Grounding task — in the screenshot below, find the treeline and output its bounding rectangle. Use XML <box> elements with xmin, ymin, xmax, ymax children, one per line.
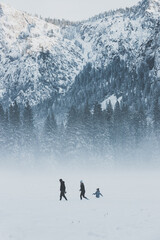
<box><xmin>44</xmin><ymin>17</ymin><xmax>79</xmax><ymax>28</ymax></box>
<box><xmin>86</xmin><ymin>0</ymin><xmax>147</xmax><ymax>23</ymax></box>
<box><xmin>56</xmin><ymin>56</ymin><xmax>156</xmax><ymax>118</ymax></box>
<box><xmin>1</xmin><ymin>98</ymin><xmax>160</xmax><ymax>166</ymax></box>
<box><xmin>0</xmin><ymin>101</ymin><xmax>36</xmax><ymax>164</ymax></box>
<box><xmin>54</xmin><ymin>100</ymin><xmax>160</xmax><ymax>166</ymax></box>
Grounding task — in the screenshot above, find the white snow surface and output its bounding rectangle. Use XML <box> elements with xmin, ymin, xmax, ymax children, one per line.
<box><xmin>0</xmin><ymin>168</ymin><xmax>159</xmax><ymax>240</ymax></box>
<box><xmin>101</xmin><ymin>95</ymin><xmax>122</xmax><ymax>110</ymax></box>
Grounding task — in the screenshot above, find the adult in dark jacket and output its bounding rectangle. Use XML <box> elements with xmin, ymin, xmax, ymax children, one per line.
<box><xmin>80</xmin><ymin>180</ymin><xmax>88</xmax><ymax>200</ymax></box>
<box><xmin>59</xmin><ymin>179</ymin><xmax>67</xmax><ymax>201</ymax></box>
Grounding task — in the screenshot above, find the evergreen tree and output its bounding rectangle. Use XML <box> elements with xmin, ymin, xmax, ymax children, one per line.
<box><xmin>44</xmin><ymin>111</ymin><xmax>57</xmax><ymax>135</ymax></box>
<box><xmin>81</xmin><ymin>102</ymin><xmax>93</xmax><ymax>161</ymax></box>
<box><xmin>112</xmin><ymin>101</ymin><xmax>122</xmax><ymax>161</ymax></box>
<box><xmin>23</xmin><ymin>101</ymin><xmax>34</xmax><ymax>131</ymax></box>
<box><xmin>22</xmin><ymin>101</ymin><xmax>36</xmax><ymax>160</ymax></box>
<box><xmin>104</xmin><ymin>101</ymin><xmax>114</xmax><ymax>145</ymax></box>
<box><xmin>0</xmin><ymin>104</ymin><xmax>5</xmax><ymax>156</ymax></box>
<box><xmin>153</xmin><ymin>97</ymin><xmax>160</xmax><ymax>133</ymax></box>
<box><xmin>8</xmin><ymin>101</ymin><xmax>21</xmax><ymax>157</ymax></box>
<box><xmin>3</xmin><ymin>110</ymin><xmax>10</xmax><ymax>154</ymax></box>
<box><xmin>83</xmin><ymin>101</ymin><xmax>91</xmax><ymax>124</ymax></box>
<box><xmin>0</xmin><ymin>103</ymin><xmax>5</xmax><ymax>124</ymax></box>
<box><xmin>66</xmin><ymin>106</ymin><xmax>78</xmax><ymax>128</ymax></box>
<box><xmin>93</xmin><ymin>102</ymin><xmax>103</xmax><ymax>122</ymax></box>
<box><xmin>65</xmin><ymin>106</ymin><xmax>83</xmax><ymax>162</ymax></box>
<box><xmin>113</xmin><ymin>101</ymin><xmax>121</xmax><ymax>138</ymax></box>
<box><xmin>92</xmin><ymin>102</ymin><xmax>105</xmax><ymax>160</ymax></box>
<box><xmin>131</xmin><ymin>105</ymin><xmax>147</xmax><ymax>146</ymax></box>
<box><xmin>105</xmin><ymin>100</ymin><xmax>113</xmax><ymax>122</ymax></box>
<box><xmin>42</xmin><ymin>111</ymin><xmax>58</xmax><ymax>158</ymax></box>
<box><xmin>120</xmin><ymin>103</ymin><xmax>133</xmax><ymax>162</ymax></box>
<box><xmin>9</xmin><ymin>101</ymin><xmax>20</xmax><ymax>128</ymax></box>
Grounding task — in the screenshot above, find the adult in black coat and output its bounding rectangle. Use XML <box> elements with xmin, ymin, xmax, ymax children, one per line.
<box><xmin>80</xmin><ymin>180</ymin><xmax>88</xmax><ymax>200</ymax></box>
<box><xmin>59</xmin><ymin>179</ymin><xmax>67</xmax><ymax>201</ymax></box>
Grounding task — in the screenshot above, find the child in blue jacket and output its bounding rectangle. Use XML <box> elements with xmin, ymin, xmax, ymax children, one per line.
<box><xmin>93</xmin><ymin>188</ymin><xmax>103</xmax><ymax>198</ymax></box>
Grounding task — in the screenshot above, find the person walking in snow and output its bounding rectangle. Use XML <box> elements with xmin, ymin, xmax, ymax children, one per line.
<box><xmin>80</xmin><ymin>180</ymin><xmax>88</xmax><ymax>200</ymax></box>
<box><xmin>59</xmin><ymin>179</ymin><xmax>67</xmax><ymax>201</ymax></box>
<box><xmin>93</xmin><ymin>188</ymin><xmax>103</xmax><ymax>198</ymax></box>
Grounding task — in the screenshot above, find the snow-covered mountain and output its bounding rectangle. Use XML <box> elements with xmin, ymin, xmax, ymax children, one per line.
<box><xmin>0</xmin><ymin>3</ymin><xmax>85</xmax><ymax>106</ymax></box>
<box><xmin>75</xmin><ymin>0</ymin><xmax>160</xmax><ymax>71</ymax></box>
<box><xmin>0</xmin><ymin>0</ymin><xmax>160</xmax><ymax>113</ymax></box>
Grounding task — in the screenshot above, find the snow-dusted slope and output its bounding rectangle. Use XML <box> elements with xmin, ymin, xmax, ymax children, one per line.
<box><xmin>56</xmin><ymin>0</ymin><xmax>160</xmax><ymax>113</ymax></box>
<box><xmin>71</xmin><ymin>0</ymin><xmax>160</xmax><ymax>72</ymax></box>
<box><xmin>0</xmin><ymin>3</ymin><xmax>84</xmax><ymax>106</ymax></box>
<box><xmin>0</xmin><ymin>0</ymin><xmax>160</xmax><ymax>108</ymax></box>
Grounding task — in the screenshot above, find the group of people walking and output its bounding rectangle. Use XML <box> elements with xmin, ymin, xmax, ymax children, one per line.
<box><xmin>59</xmin><ymin>179</ymin><xmax>103</xmax><ymax>201</ymax></box>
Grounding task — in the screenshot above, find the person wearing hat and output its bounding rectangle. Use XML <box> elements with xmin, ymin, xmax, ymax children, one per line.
<box><xmin>59</xmin><ymin>179</ymin><xmax>68</xmax><ymax>201</ymax></box>
<box><xmin>80</xmin><ymin>180</ymin><xmax>89</xmax><ymax>200</ymax></box>
<box><xmin>93</xmin><ymin>188</ymin><xmax>103</xmax><ymax>198</ymax></box>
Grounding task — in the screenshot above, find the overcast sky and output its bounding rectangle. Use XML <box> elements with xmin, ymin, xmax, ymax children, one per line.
<box><xmin>2</xmin><ymin>0</ymin><xmax>140</xmax><ymax>21</ymax></box>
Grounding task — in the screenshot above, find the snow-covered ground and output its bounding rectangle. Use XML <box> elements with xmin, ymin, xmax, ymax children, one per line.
<box><xmin>0</xmin><ymin>168</ymin><xmax>159</xmax><ymax>240</ymax></box>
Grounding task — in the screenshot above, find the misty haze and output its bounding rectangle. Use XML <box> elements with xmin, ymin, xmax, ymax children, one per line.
<box><xmin>0</xmin><ymin>0</ymin><xmax>160</xmax><ymax>239</ymax></box>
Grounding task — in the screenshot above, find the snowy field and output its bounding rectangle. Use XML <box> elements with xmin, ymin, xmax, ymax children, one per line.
<box><xmin>0</xmin><ymin>167</ymin><xmax>159</xmax><ymax>240</ymax></box>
